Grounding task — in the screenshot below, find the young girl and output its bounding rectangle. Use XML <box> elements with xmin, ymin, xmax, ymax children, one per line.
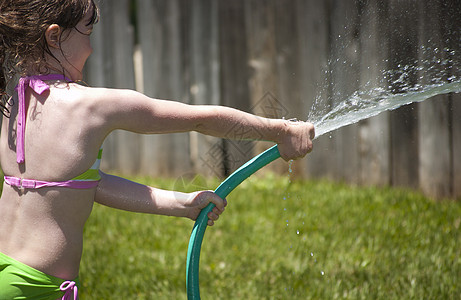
<box><xmin>0</xmin><ymin>0</ymin><xmax>314</xmax><ymax>299</ymax></box>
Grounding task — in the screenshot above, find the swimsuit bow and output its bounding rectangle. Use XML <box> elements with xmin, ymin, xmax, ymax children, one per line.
<box><xmin>60</xmin><ymin>280</ymin><xmax>79</xmax><ymax>300</ymax></box>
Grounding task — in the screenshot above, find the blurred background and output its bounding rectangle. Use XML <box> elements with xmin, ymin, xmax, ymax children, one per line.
<box><xmin>84</xmin><ymin>0</ymin><xmax>461</xmax><ymax>199</ymax></box>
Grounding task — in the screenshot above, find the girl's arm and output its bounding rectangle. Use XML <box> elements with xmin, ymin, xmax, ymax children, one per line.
<box><xmin>87</xmin><ymin>87</ymin><xmax>314</xmax><ymax>161</ymax></box>
<box><xmin>94</xmin><ymin>171</ymin><xmax>226</xmax><ymax>226</ymax></box>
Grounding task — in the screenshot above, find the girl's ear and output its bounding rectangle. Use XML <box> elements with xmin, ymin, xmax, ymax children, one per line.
<box><xmin>45</xmin><ymin>24</ymin><xmax>62</xmax><ymax>49</ymax></box>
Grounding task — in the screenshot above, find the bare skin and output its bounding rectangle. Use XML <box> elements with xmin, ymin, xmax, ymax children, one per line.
<box><xmin>0</xmin><ymin>11</ymin><xmax>314</xmax><ymax>281</ymax></box>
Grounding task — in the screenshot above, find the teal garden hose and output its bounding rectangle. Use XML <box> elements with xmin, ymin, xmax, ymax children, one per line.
<box><xmin>186</xmin><ymin>144</ymin><xmax>281</xmax><ymax>299</ymax></box>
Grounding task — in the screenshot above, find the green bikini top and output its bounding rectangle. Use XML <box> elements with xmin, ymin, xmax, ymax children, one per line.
<box><xmin>71</xmin><ymin>148</ymin><xmax>103</xmax><ymax>182</ymax></box>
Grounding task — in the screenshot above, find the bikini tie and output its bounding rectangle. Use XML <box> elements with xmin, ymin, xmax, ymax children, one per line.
<box><xmin>60</xmin><ymin>280</ymin><xmax>79</xmax><ymax>300</ymax></box>
<box><xmin>15</xmin><ymin>74</ymin><xmax>70</xmax><ymax>163</ymax></box>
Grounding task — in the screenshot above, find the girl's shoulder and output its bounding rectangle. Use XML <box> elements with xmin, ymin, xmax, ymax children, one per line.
<box><xmin>60</xmin><ymin>83</ymin><xmax>140</xmax><ymax>102</ymax></box>
<box><xmin>49</xmin><ymin>84</ymin><xmax>148</xmax><ymax>133</ymax></box>
<box><xmin>46</xmin><ymin>83</ymin><xmax>122</xmax><ymax>107</ymax></box>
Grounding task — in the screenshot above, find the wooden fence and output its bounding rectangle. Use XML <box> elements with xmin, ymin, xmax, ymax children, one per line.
<box><xmin>84</xmin><ymin>0</ymin><xmax>461</xmax><ymax>199</ymax></box>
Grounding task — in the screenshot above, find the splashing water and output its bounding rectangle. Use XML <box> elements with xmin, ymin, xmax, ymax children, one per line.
<box><xmin>306</xmin><ymin>42</ymin><xmax>461</xmax><ymax>139</ymax></box>
<box><xmin>309</xmin><ymin>80</ymin><xmax>461</xmax><ymax>139</ymax></box>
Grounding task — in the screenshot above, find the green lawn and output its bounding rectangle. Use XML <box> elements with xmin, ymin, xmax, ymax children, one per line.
<box><xmin>80</xmin><ymin>174</ymin><xmax>461</xmax><ymax>299</ymax></box>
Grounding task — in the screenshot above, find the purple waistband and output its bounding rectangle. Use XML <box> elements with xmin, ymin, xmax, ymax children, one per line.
<box><xmin>4</xmin><ymin>176</ymin><xmax>99</xmax><ymax>189</ymax></box>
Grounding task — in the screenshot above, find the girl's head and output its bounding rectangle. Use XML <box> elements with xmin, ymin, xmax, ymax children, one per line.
<box><xmin>0</xmin><ymin>0</ymin><xmax>99</xmax><ymax>100</ymax></box>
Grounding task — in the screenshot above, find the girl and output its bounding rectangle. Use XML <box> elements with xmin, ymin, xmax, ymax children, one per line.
<box><xmin>0</xmin><ymin>0</ymin><xmax>314</xmax><ymax>299</ymax></box>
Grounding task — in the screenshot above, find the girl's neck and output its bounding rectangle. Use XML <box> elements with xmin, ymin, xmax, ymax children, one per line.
<box><xmin>27</xmin><ymin>60</ymin><xmax>80</xmax><ymax>82</ymax></box>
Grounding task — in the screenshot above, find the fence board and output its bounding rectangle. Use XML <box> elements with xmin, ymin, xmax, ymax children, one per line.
<box><xmin>111</xmin><ymin>0</ymin><xmax>141</xmax><ymax>175</ymax></box>
<box><xmin>358</xmin><ymin>0</ymin><xmax>391</xmax><ymax>186</ymax></box>
<box><xmin>453</xmin><ymin>93</ymin><xmax>461</xmax><ymax>198</ymax></box>
<box><xmin>418</xmin><ymin>94</ymin><xmax>451</xmax><ymax>198</ymax></box>
<box><xmin>443</xmin><ymin>0</ymin><xmax>461</xmax><ymax>198</ymax></box>
<box><xmin>244</xmin><ymin>0</ymin><xmax>287</xmax><ymax>174</ymax></box>
<box><xmin>272</xmin><ymin>0</ymin><xmax>306</xmax><ymax>176</ymax></box>
<box><xmin>136</xmin><ymin>0</ymin><xmax>158</xmax><ymax>176</ymax></box>
<box><xmin>329</xmin><ymin>0</ymin><xmax>360</xmax><ymax>182</ymax></box>
<box><xmin>296</xmin><ymin>0</ymin><xmax>334</xmax><ymax>179</ymax></box>
<box><xmin>273</xmin><ymin>0</ymin><xmax>301</xmax><ymax>121</ymax></box>
<box><xmin>218</xmin><ymin>0</ymin><xmax>253</xmax><ymax>175</ymax></box>
<box><xmin>245</xmin><ymin>0</ymin><xmax>278</xmax><ymax>107</ymax></box>
<box><xmin>388</xmin><ymin>0</ymin><xmax>420</xmax><ymax>188</ymax></box>
<box><xmin>189</xmin><ymin>0</ymin><xmax>222</xmax><ymax>177</ymax></box>
<box><xmin>137</xmin><ymin>0</ymin><xmax>191</xmax><ymax>177</ymax></box>
<box><xmin>86</xmin><ymin>0</ymin><xmax>117</xmax><ymax>170</ymax></box>
<box><xmin>417</xmin><ymin>0</ymin><xmax>452</xmax><ymax>198</ymax></box>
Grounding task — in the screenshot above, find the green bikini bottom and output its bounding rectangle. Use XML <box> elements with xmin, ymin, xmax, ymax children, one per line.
<box><xmin>0</xmin><ymin>251</ymin><xmax>79</xmax><ymax>300</ymax></box>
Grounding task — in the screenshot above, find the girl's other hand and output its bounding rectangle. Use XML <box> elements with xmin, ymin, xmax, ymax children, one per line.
<box><xmin>186</xmin><ymin>191</ymin><xmax>227</xmax><ymax>226</ymax></box>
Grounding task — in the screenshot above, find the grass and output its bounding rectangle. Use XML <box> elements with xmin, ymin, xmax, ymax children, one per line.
<box><xmin>80</xmin><ymin>173</ymin><xmax>461</xmax><ymax>299</ymax></box>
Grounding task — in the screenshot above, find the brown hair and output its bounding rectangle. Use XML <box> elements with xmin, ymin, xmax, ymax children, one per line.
<box><xmin>0</xmin><ymin>0</ymin><xmax>99</xmax><ymax>115</ymax></box>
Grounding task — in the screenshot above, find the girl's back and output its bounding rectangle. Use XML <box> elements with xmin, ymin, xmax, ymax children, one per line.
<box><xmin>0</xmin><ymin>82</ymin><xmax>103</xmax><ymax>280</ymax></box>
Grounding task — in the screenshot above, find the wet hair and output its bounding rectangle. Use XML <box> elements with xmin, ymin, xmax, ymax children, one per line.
<box><xmin>0</xmin><ymin>0</ymin><xmax>99</xmax><ymax>115</ymax></box>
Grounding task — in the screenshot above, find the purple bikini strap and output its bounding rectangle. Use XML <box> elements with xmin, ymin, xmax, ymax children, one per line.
<box><xmin>15</xmin><ymin>74</ymin><xmax>70</xmax><ymax>164</ymax></box>
<box><xmin>4</xmin><ymin>176</ymin><xmax>99</xmax><ymax>189</ymax></box>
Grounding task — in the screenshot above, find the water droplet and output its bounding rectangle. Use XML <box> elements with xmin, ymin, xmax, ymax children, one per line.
<box><xmin>296</xmin><ymin>230</ymin><xmax>300</xmax><ymax>235</ymax></box>
<box><xmin>321</xmin><ymin>271</ymin><xmax>325</xmax><ymax>276</ymax></box>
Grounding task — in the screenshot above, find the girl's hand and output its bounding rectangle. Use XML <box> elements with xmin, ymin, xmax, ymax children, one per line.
<box><xmin>185</xmin><ymin>191</ymin><xmax>227</xmax><ymax>226</ymax></box>
<box><xmin>277</xmin><ymin>120</ymin><xmax>315</xmax><ymax>161</ymax></box>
